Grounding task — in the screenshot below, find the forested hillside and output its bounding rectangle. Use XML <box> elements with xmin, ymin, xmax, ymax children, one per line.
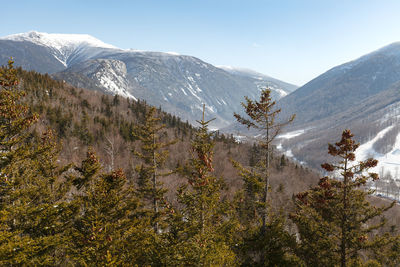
<box><xmin>16</xmin><ymin>64</ymin><xmax>317</xmax><ymax>203</ymax></box>
<box><xmin>1</xmin><ymin>61</ymin><xmax>400</xmax><ymax>266</ymax></box>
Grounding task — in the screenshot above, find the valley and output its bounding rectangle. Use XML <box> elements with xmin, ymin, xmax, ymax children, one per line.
<box><xmin>5</xmin><ymin>31</ymin><xmax>400</xmax><ymax>200</ymax></box>
<box><xmin>2</xmin><ymin>29</ymin><xmax>400</xmax><ymax>265</ymax></box>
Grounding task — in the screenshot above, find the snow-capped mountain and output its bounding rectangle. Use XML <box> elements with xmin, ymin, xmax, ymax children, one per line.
<box><xmin>0</xmin><ymin>31</ymin><xmax>297</xmax><ymax>128</ymax></box>
<box><xmin>1</xmin><ymin>31</ymin><xmax>116</xmax><ymax>67</ymax></box>
<box><xmin>278</xmin><ymin>42</ymin><xmax>400</xmax><ymax>126</ymax></box>
<box><xmin>1</xmin><ymin>31</ymin><xmax>115</xmax><ymax>49</ymax></box>
<box><xmin>274</xmin><ymin>42</ymin><xmax>400</xmax><ymax>178</ymax></box>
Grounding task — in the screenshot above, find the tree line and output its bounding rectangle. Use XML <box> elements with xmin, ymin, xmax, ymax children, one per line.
<box><xmin>1</xmin><ymin>60</ymin><xmax>399</xmax><ymax>266</ymax></box>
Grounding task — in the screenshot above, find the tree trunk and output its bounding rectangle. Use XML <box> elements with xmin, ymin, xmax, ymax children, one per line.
<box><xmin>261</xmin><ymin>124</ymin><xmax>270</xmax><ymax>266</ymax></box>
<box><xmin>341</xmin><ymin>155</ymin><xmax>348</xmax><ymax>267</ymax></box>
<box><xmin>153</xmin><ymin>134</ymin><xmax>159</xmax><ymax>233</ymax></box>
<box><xmin>201</xmin><ymin>201</ymin><xmax>205</xmax><ymax>234</ymax></box>
<box><xmin>262</xmin><ymin>124</ymin><xmax>270</xmax><ymax>234</ymax></box>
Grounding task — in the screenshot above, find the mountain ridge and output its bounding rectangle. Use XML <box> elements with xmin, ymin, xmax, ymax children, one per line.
<box><xmin>0</xmin><ymin>31</ymin><xmax>297</xmax><ymax>128</ymax></box>
<box><xmin>278</xmin><ymin>41</ymin><xmax>400</xmax><ymax>126</ymax></box>
<box><xmin>274</xmin><ymin>42</ymin><xmax>400</xmax><ymax>177</ymax></box>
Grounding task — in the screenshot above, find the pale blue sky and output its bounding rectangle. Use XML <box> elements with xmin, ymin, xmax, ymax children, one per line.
<box><xmin>2</xmin><ymin>0</ymin><xmax>400</xmax><ymax>85</ymax></box>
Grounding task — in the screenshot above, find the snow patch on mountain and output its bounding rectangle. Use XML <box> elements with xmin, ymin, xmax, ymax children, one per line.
<box><xmin>217</xmin><ymin>65</ymin><xmax>236</xmax><ymax>71</ymax></box>
<box><xmin>354</xmin><ymin>125</ymin><xmax>400</xmax><ymax>178</ymax></box>
<box><xmin>180</xmin><ymin>88</ymin><xmax>188</xmax><ymax>96</ymax></box>
<box><xmin>255</xmin><ymin>82</ymin><xmax>288</xmax><ymax>97</ymax></box>
<box><xmin>381</xmin><ymin>101</ymin><xmax>400</xmax><ymax>123</ymax></box>
<box><xmin>166</xmin><ymin>51</ymin><xmax>180</xmax><ymax>55</ymax></box>
<box><xmin>275</xmin><ymin>88</ymin><xmax>288</xmax><ymax>97</ymax></box>
<box><xmin>278</xmin><ymin>129</ymin><xmax>305</xmax><ymax>139</ymax></box>
<box><xmin>1</xmin><ymin>31</ymin><xmax>117</xmax><ymax>67</ymax></box>
<box><xmin>185</xmin><ymin>83</ymin><xmax>202</xmax><ymax>101</ymax></box>
<box><xmin>276</xmin><ymin>129</ymin><xmax>305</xmax><ymax>159</ymax></box>
<box><xmin>92</xmin><ymin>59</ymin><xmax>136</xmax><ymax>100</ymax></box>
<box><xmin>351</xmin><ymin>124</ymin><xmax>400</xmax><ymax>200</ymax></box>
<box><xmin>1</xmin><ymin>31</ymin><xmax>116</xmax><ymax>50</ymax></box>
<box><xmin>217</xmin><ymin>65</ymin><xmax>272</xmax><ymax>79</ymax></box>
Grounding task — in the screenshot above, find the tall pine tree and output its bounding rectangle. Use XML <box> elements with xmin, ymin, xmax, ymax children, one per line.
<box><xmin>234</xmin><ymin>88</ymin><xmax>295</xmax><ymax>232</ymax></box>
<box><xmin>132</xmin><ymin>106</ymin><xmax>175</xmax><ymax>233</ymax></box>
<box><xmin>233</xmin><ymin>89</ymin><xmax>296</xmax><ymax>265</ymax></box>
<box><xmin>170</xmin><ymin>105</ymin><xmax>236</xmax><ymax>266</ymax></box>
<box><xmin>291</xmin><ymin>130</ymin><xmax>396</xmax><ymax>266</ymax></box>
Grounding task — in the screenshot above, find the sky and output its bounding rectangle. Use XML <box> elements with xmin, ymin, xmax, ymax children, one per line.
<box><xmin>2</xmin><ymin>0</ymin><xmax>400</xmax><ymax>86</ymax></box>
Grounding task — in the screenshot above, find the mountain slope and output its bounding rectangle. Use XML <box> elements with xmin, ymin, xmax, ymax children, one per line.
<box><xmin>1</xmin><ymin>31</ymin><xmax>116</xmax><ymax>67</ymax></box>
<box><xmin>278</xmin><ymin>42</ymin><xmax>400</xmax><ymax>126</ymax></box>
<box><xmin>274</xmin><ymin>43</ymin><xmax>400</xmax><ymax>177</ymax></box>
<box><xmin>218</xmin><ymin>65</ymin><xmax>298</xmax><ymax>94</ymax></box>
<box><xmin>0</xmin><ymin>39</ymin><xmax>66</xmax><ymax>73</ymax></box>
<box><xmin>0</xmin><ymin>31</ymin><xmax>297</xmax><ymax>128</ymax></box>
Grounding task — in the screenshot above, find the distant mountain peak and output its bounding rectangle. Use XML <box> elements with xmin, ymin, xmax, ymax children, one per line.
<box><xmin>0</xmin><ymin>31</ymin><xmax>117</xmax><ymax>51</ymax></box>
<box><xmin>338</xmin><ymin>42</ymin><xmax>400</xmax><ymax>70</ymax></box>
<box><xmin>217</xmin><ymin>65</ymin><xmax>298</xmax><ymax>93</ymax></box>
<box><xmin>0</xmin><ymin>31</ymin><xmax>298</xmax><ymax>129</ymax></box>
<box><xmin>360</xmin><ymin>41</ymin><xmax>400</xmax><ymax>62</ymax></box>
<box><xmin>0</xmin><ymin>31</ymin><xmax>118</xmax><ymax>67</ymax></box>
<box><xmin>218</xmin><ymin>65</ymin><xmax>273</xmax><ymax>79</ymax></box>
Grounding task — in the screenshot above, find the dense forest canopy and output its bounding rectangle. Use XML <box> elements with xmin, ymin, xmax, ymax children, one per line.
<box><xmin>0</xmin><ymin>60</ymin><xmax>399</xmax><ymax>266</ymax></box>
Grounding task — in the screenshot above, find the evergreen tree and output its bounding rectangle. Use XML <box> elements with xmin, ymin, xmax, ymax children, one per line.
<box><xmin>0</xmin><ymin>60</ymin><xmax>71</xmax><ymax>265</ymax></box>
<box><xmin>234</xmin><ymin>88</ymin><xmax>295</xmax><ymax>232</ymax></box>
<box><xmin>231</xmin><ymin>161</ymin><xmax>298</xmax><ymax>266</ymax></box>
<box><xmin>233</xmin><ymin>89</ymin><xmax>296</xmax><ymax>265</ymax></box>
<box><xmin>291</xmin><ymin>129</ymin><xmax>396</xmax><ymax>266</ymax></box>
<box><xmin>132</xmin><ymin>106</ymin><xmax>175</xmax><ymax>233</ymax></box>
<box><xmin>69</xmin><ymin>150</ymin><xmax>153</xmax><ymax>266</ymax></box>
<box><xmin>171</xmin><ymin>105</ymin><xmax>236</xmax><ymax>266</ymax></box>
